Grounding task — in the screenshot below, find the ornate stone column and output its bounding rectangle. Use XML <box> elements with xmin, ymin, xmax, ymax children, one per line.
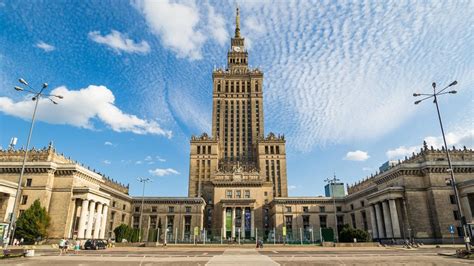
<box><xmin>99</xmin><ymin>204</ymin><xmax>108</xmax><ymax>239</ymax></box>
<box><xmin>382</xmin><ymin>201</ymin><xmax>393</xmax><ymax>238</ymax></box>
<box><xmin>85</xmin><ymin>201</ymin><xmax>96</xmax><ymax>239</ymax></box>
<box><xmin>231</xmin><ymin>207</ymin><xmax>236</xmax><ymax>238</ymax></box>
<box><xmin>93</xmin><ymin>203</ymin><xmax>103</xmax><ymax>239</ymax></box>
<box><xmin>389</xmin><ymin>199</ymin><xmax>401</xmax><ymax>238</ymax></box>
<box><xmin>222</xmin><ymin>207</ymin><xmax>226</xmax><ymax>239</ymax></box>
<box><xmin>374</xmin><ymin>202</ymin><xmax>385</xmax><ymax>238</ymax></box>
<box><xmin>250</xmin><ymin>208</ymin><xmax>255</xmax><ymax>238</ymax></box>
<box><xmin>369</xmin><ymin>205</ymin><xmax>379</xmax><ymax>239</ymax></box>
<box><xmin>77</xmin><ymin>199</ymin><xmax>90</xmax><ymax>239</ymax></box>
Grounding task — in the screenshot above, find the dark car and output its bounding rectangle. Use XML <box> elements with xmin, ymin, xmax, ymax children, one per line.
<box><xmin>83</xmin><ymin>239</ymin><xmax>107</xmax><ymax>250</ymax></box>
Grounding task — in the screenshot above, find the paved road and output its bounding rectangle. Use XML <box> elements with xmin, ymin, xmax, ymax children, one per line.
<box><xmin>3</xmin><ymin>246</ymin><xmax>471</xmax><ymax>265</ymax></box>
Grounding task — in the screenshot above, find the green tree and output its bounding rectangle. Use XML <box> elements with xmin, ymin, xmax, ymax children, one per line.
<box><xmin>338</xmin><ymin>224</ymin><xmax>371</xmax><ymax>242</ymax></box>
<box><xmin>15</xmin><ymin>199</ymin><xmax>51</xmax><ymax>243</ymax></box>
<box><xmin>113</xmin><ymin>224</ymin><xmax>131</xmax><ymax>242</ymax></box>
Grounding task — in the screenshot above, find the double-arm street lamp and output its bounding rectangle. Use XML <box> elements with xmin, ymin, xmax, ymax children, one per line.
<box><xmin>413</xmin><ymin>80</ymin><xmax>470</xmax><ymax>252</ymax></box>
<box><xmin>6</xmin><ymin>78</ymin><xmax>63</xmax><ymax>245</ymax></box>
<box><xmin>325</xmin><ymin>174</ymin><xmax>340</xmax><ymax>243</ymax></box>
<box><xmin>137</xmin><ymin>177</ymin><xmax>152</xmax><ymax>242</ymax></box>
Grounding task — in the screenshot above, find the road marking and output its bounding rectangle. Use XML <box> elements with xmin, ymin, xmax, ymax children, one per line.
<box><xmin>272</xmin><ymin>250</ymin><xmax>278</xmax><ymax>253</ymax></box>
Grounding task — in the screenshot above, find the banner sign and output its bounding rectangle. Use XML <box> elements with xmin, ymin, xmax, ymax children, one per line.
<box><xmin>282</xmin><ymin>226</ymin><xmax>287</xmax><ymax>236</ymax></box>
<box><xmin>194</xmin><ymin>226</ymin><xmax>199</xmax><ymax>236</ymax></box>
<box><xmin>226</xmin><ymin>209</ymin><xmax>232</xmax><ymax>232</ymax></box>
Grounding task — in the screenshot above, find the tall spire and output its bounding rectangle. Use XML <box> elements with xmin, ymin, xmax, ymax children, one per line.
<box><xmin>235</xmin><ymin>7</ymin><xmax>240</xmax><ymax>38</ymax></box>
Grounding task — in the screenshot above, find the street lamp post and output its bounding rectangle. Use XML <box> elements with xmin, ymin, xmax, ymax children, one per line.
<box><xmin>6</xmin><ymin>78</ymin><xmax>62</xmax><ymax>246</ymax></box>
<box><xmin>413</xmin><ymin>80</ymin><xmax>470</xmax><ymax>252</ymax></box>
<box><xmin>325</xmin><ymin>174</ymin><xmax>340</xmax><ymax>243</ymax></box>
<box><xmin>137</xmin><ymin>177</ymin><xmax>152</xmax><ymax>242</ymax></box>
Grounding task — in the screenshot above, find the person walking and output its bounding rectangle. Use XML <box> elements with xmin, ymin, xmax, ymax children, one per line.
<box><xmin>59</xmin><ymin>238</ymin><xmax>65</xmax><ymax>255</ymax></box>
<box><xmin>74</xmin><ymin>240</ymin><xmax>81</xmax><ymax>254</ymax></box>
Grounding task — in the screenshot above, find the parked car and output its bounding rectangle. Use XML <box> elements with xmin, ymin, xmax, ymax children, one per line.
<box><xmin>83</xmin><ymin>239</ymin><xmax>107</xmax><ymax>250</ymax></box>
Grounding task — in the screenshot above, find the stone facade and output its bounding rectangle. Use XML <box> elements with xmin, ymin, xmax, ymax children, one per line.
<box><xmin>131</xmin><ymin>197</ymin><xmax>205</xmax><ymax>242</ymax></box>
<box><xmin>0</xmin><ymin>143</ymin><xmax>132</xmax><ymax>241</ymax></box>
<box><xmin>187</xmin><ymin>7</ymin><xmax>288</xmax><ymax>240</ymax></box>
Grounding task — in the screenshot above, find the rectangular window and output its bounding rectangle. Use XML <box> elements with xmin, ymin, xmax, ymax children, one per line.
<box><xmin>123</xmin><ymin>204</ymin><xmax>126</xmax><ymax>210</ymax></box>
<box><xmin>26</xmin><ymin>178</ymin><xmax>32</xmax><ymax>187</ymax></box>
<box><xmin>360</xmin><ymin>201</ymin><xmax>365</xmax><ymax>207</ymax></box>
<box><xmin>303</xmin><ymin>206</ymin><xmax>309</xmax><ymax>213</ymax></box>
<box><xmin>336</xmin><ymin>206</ymin><xmax>342</xmax><ymax>212</ymax></box>
<box><xmin>236</xmin><ymin>190</ymin><xmax>241</xmax><ymax>198</ymax></box>
<box><xmin>319</xmin><ymin>215</ymin><xmax>327</xmax><ymax>228</ymax></box>
<box><xmin>111</xmin><ymin>211</ymin><xmax>116</xmax><ymax>220</ymax></box>
<box><xmin>449</xmin><ymin>195</ymin><xmax>457</xmax><ymax>204</ymax></box>
<box><xmin>168</xmin><ymin>206</ymin><xmax>175</xmax><ymax>213</ymax></box>
<box><xmin>121</xmin><ymin>214</ymin><xmax>126</xmax><ymax>222</ymax></box>
<box><xmin>285</xmin><ymin>206</ymin><xmax>292</xmax><ymax>212</ymax></box>
<box><xmin>112</xmin><ymin>201</ymin><xmax>116</xmax><ymax>208</ymax></box>
<box><xmin>135</xmin><ymin>206</ymin><xmax>140</xmax><ymax>212</ymax></box>
<box><xmin>319</xmin><ymin>206</ymin><xmax>325</xmax><ymax>213</ymax></box>
<box><xmin>152</xmin><ymin>206</ymin><xmax>157</xmax><ymax>212</ymax></box>
<box><xmin>226</xmin><ymin>190</ymin><xmax>233</xmax><ymax>199</ymax></box>
<box><xmin>21</xmin><ymin>195</ymin><xmax>28</xmax><ymax>205</ymax></box>
<box><xmin>186</xmin><ymin>206</ymin><xmax>191</xmax><ymax>213</ymax></box>
<box><xmin>264</xmin><ymin>191</ymin><xmax>268</xmax><ymax>197</ymax></box>
<box><xmin>351</xmin><ymin>213</ymin><xmax>356</xmax><ymax>228</ymax></box>
<box><xmin>453</xmin><ymin>210</ymin><xmax>460</xmax><ymax>220</ymax></box>
<box><xmin>244</xmin><ymin>190</ymin><xmax>250</xmax><ymax>198</ymax></box>
<box><xmin>350</xmin><ymin>204</ymin><xmax>354</xmax><ymax>210</ymax></box>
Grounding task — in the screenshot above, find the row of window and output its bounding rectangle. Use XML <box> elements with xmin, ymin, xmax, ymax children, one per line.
<box><xmin>135</xmin><ymin>206</ymin><xmax>192</xmax><ymax>213</ymax></box>
<box><xmin>229</xmin><ymin>57</ymin><xmax>247</xmax><ymax>64</ymax></box>
<box><xmin>196</xmin><ymin>145</ymin><xmax>212</xmax><ymax>154</ymax></box>
<box><xmin>264</xmin><ymin>146</ymin><xmax>281</xmax><ymax>155</ymax></box>
<box><xmin>216</xmin><ymin>80</ymin><xmax>259</xmax><ymax>93</ymax></box>
<box><xmin>226</xmin><ymin>190</ymin><xmax>252</xmax><ymax>199</ymax></box>
<box><xmin>284</xmin><ymin>205</ymin><xmax>342</xmax><ymax>213</ymax></box>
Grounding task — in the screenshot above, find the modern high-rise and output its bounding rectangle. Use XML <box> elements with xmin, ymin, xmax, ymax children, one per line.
<box><xmin>188</xmin><ymin>8</ymin><xmax>288</xmax><ymax>238</ymax></box>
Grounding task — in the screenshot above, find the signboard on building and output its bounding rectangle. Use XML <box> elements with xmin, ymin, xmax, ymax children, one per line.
<box><xmin>282</xmin><ymin>226</ymin><xmax>286</xmax><ymax>236</ymax></box>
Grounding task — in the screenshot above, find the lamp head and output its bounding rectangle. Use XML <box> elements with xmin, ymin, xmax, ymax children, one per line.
<box><xmin>449</xmin><ymin>80</ymin><xmax>457</xmax><ymax>87</ymax></box>
<box><xmin>42</xmin><ymin>83</ymin><xmax>48</xmax><ymax>89</ymax></box>
<box><xmin>55</xmin><ymin>95</ymin><xmax>64</xmax><ymax>99</ymax></box>
<box><xmin>449</xmin><ymin>90</ymin><xmax>457</xmax><ymax>94</ymax></box>
<box><xmin>414</xmin><ymin>100</ymin><xmax>422</xmax><ymax>105</ymax></box>
<box><xmin>32</xmin><ymin>97</ymin><xmax>36</xmax><ymax>101</ymax></box>
<box><xmin>19</xmin><ymin>78</ymin><xmax>28</xmax><ymax>85</ymax></box>
<box><xmin>14</xmin><ymin>86</ymin><xmax>23</xmax><ymax>91</ymax></box>
<box><xmin>413</xmin><ymin>93</ymin><xmax>420</xmax><ymax>97</ymax></box>
<box><xmin>432</xmin><ymin>82</ymin><xmax>436</xmax><ymax>89</ymax></box>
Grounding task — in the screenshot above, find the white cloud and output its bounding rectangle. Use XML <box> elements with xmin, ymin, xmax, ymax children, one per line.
<box><xmin>362</xmin><ymin>167</ymin><xmax>373</xmax><ymax>172</ymax></box>
<box><xmin>135</xmin><ymin>161</ymin><xmax>143</xmax><ymax>165</ymax></box>
<box><xmin>104</xmin><ymin>141</ymin><xmax>114</xmax><ymax>146</ymax></box>
<box><xmin>103</xmin><ymin>160</ymin><xmax>111</xmax><ymax>165</ymax></box>
<box><xmin>88</xmin><ymin>30</ymin><xmax>150</xmax><ymax>54</ymax></box>
<box><xmin>35</xmin><ymin>41</ymin><xmax>55</xmax><ymax>52</ymax></box>
<box><xmin>288</xmin><ymin>185</ymin><xmax>297</xmax><ymax>190</ymax></box>
<box><xmin>0</xmin><ymin>85</ymin><xmax>171</xmax><ymax>137</ymax></box>
<box><xmin>144</xmin><ymin>155</ymin><xmax>153</xmax><ymax>161</ymax></box>
<box><xmin>243</xmin><ymin>16</ymin><xmax>266</xmax><ymax>35</ymax></box>
<box><xmin>386</xmin><ymin>145</ymin><xmax>421</xmax><ymax>159</ymax></box>
<box><xmin>386</xmin><ymin>130</ymin><xmax>474</xmax><ymax>159</ymax></box>
<box><xmin>344</xmin><ymin>150</ymin><xmax>370</xmax><ymax>161</ymax></box>
<box><xmin>133</xmin><ymin>0</ymin><xmax>204</xmax><ymax>60</ymax></box>
<box><xmin>156</xmin><ymin>156</ymin><xmax>166</xmax><ymax>162</ymax></box>
<box><xmin>207</xmin><ymin>4</ymin><xmax>228</xmax><ymax>46</ymax></box>
<box><xmin>133</xmin><ymin>0</ymin><xmax>228</xmax><ymax>60</ymax></box>
<box><xmin>149</xmin><ymin>168</ymin><xmax>180</xmax><ymax>176</ymax></box>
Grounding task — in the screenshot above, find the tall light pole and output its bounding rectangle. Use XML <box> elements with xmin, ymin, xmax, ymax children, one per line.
<box><xmin>6</xmin><ymin>78</ymin><xmax>62</xmax><ymax>246</ymax></box>
<box><xmin>325</xmin><ymin>174</ymin><xmax>340</xmax><ymax>243</ymax></box>
<box><xmin>413</xmin><ymin>80</ymin><xmax>470</xmax><ymax>252</ymax></box>
<box><xmin>137</xmin><ymin>177</ymin><xmax>152</xmax><ymax>242</ymax></box>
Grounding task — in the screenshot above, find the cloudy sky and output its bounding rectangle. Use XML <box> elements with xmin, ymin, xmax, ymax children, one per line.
<box><xmin>0</xmin><ymin>0</ymin><xmax>472</xmax><ymax>196</ymax></box>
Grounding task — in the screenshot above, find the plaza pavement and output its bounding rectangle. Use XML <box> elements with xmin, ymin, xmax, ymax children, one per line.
<box><xmin>2</xmin><ymin>245</ymin><xmax>472</xmax><ymax>265</ymax></box>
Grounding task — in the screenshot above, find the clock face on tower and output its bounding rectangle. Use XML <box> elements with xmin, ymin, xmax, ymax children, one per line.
<box><xmin>233</xmin><ymin>46</ymin><xmax>241</xmax><ymax>52</ymax></box>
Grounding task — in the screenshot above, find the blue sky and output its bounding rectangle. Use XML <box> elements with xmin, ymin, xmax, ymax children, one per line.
<box><xmin>0</xmin><ymin>0</ymin><xmax>473</xmax><ymax>197</ymax></box>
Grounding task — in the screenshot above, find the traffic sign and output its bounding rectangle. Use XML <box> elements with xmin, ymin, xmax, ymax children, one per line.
<box><xmin>448</xmin><ymin>225</ymin><xmax>455</xmax><ymax>234</ymax></box>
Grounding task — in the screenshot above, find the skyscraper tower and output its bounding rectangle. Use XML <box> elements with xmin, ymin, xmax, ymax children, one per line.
<box><xmin>188</xmin><ymin>8</ymin><xmax>288</xmax><ymax>237</ymax></box>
